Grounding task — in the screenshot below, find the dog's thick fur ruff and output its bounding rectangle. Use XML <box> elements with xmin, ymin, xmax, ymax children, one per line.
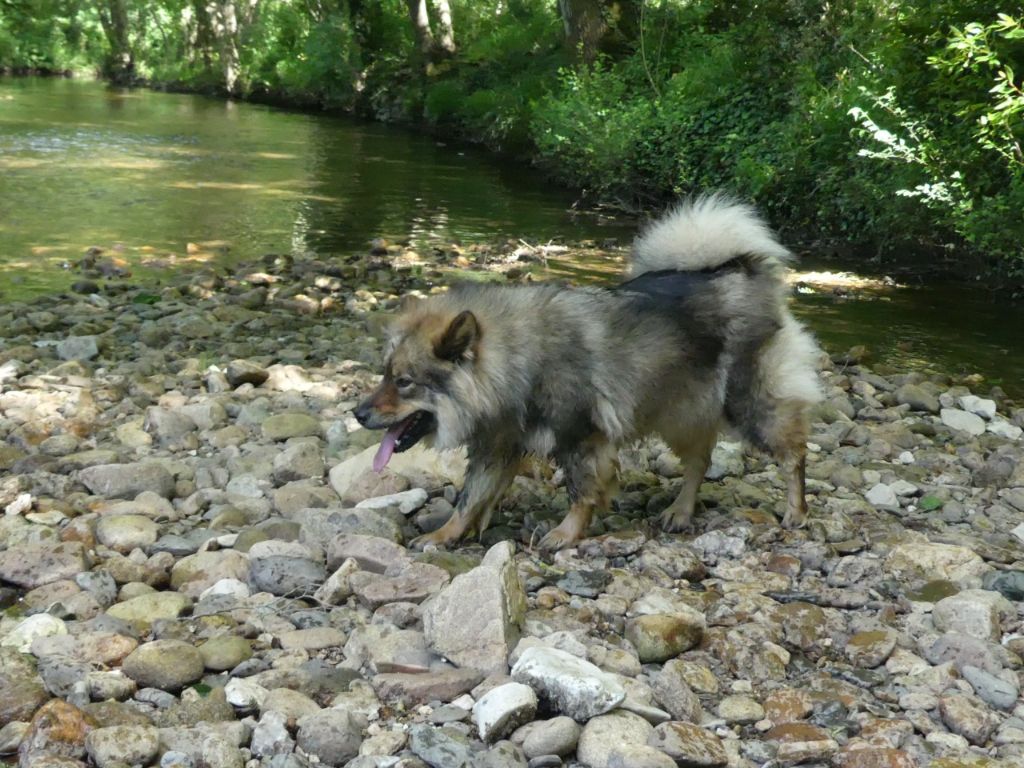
<box><xmin>355</xmin><ymin>195</ymin><xmax>822</xmax><ymax>549</ymax></box>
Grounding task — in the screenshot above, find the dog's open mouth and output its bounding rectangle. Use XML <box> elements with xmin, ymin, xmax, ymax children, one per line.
<box><xmin>372</xmin><ymin>410</ymin><xmax>436</xmax><ymax>472</ymax></box>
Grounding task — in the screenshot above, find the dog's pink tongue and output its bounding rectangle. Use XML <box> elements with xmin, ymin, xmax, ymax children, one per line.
<box><xmin>372</xmin><ymin>428</ymin><xmax>401</xmax><ymax>472</ymax></box>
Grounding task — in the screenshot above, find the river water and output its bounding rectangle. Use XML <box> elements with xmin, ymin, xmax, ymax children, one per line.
<box><xmin>1</xmin><ymin>77</ymin><xmax>1021</xmax><ymax>395</ymax></box>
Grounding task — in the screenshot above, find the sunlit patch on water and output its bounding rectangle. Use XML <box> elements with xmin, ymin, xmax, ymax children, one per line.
<box><xmin>788</xmin><ymin>270</ymin><xmax>901</xmax><ymax>295</ymax></box>
<box><xmin>0</xmin><ymin>76</ymin><xmax>1021</xmax><ymax>396</ymax></box>
<box><xmin>0</xmin><ymin>157</ymin><xmax>48</xmax><ymax>169</ymax></box>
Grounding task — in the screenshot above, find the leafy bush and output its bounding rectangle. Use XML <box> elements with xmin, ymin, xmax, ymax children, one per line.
<box><xmin>0</xmin><ymin>0</ymin><xmax>103</xmax><ymax>72</ymax></box>
<box><xmin>2</xmin><ymin>0</ymin><xmax>1021</xmax><ymax>281</ymax></box>
<box><xmin>424</xmin><ymin>80</ymin><xmax>465</xmax><ymax>123</ymax></box>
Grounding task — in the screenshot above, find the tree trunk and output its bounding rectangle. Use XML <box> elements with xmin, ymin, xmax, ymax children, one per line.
<box><xmin>190</xmin><ymin>0</ymin><xmax>217</xmax><ymax>71</ymax></box>
<box><xmin>558</xmin><ymin>0</ymin><xmax>639</xmax><ymax>64</ymax></box>
<box><xmin>96</xmin><ymin>0</ymin><xmax>134</xmax><ymax>81</ymax></box>
<box><xmin>207</xmin><ymin>0</ymin><xmax>241</xmax><ymax>94</ymax></box>
<box><xmin>432</xmin><ymin>0</ymin><xmax>456</xmax><ymax>55</ymax></box>
<box><xmin>406</xmin><ymin>0</ymin><xmax>435</xmax><ymax>56</ymax></box>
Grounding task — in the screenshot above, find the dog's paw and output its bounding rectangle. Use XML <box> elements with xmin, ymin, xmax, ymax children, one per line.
<box><xmin>658</xmin><ymin>507</ymin><xmax>694</xmax><ymax>533</ymax></box>
<box><xmin>780</xmin><ymin>511</ymin><xmax>807</xmax><ymax>530</ymax></box>
<box><xmin>537</xmin><ymin>523</ymin><xmax>583</xmax><ymax>552</ymax></box>
<box><xmin>409</xmin><ymin>531</ymin><xmax>456</xmax><ymax>550</ymax></box>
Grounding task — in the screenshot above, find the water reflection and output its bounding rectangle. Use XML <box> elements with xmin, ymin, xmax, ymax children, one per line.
<box><xmin>2</xmin><ymin>76</ymin><xmax>612</xmax><ymax>291</ymax></box>
<box><xmin>0</xmin><ymin>76</ymin><xmax>1021</xmax><ymax>395</ymax></box>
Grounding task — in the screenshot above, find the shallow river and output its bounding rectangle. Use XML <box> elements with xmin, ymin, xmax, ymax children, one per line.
<box><xmin>1</xmin><ymin>77</ymin><xmax>1021</xmax><ymax>395</ymax></box>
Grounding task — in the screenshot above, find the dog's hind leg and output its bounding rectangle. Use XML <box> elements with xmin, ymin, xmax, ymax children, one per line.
<box><xmin>763</xmin><ymin>400</ymin><xmax>810</xmax><ymax>529</ymax></box>
<box><xmin>743</xmin><ymin>318</ymin><xmax>819</xmax><ymax>529</ymax></box>
<box><xmin>658</xmin><ymin>431</ymin><xmax>716</xmax><ymax>532</ymax></box>
<box><xmin>539</xmin><ymin>437</ymin><xmax>618</xmax><ymax>550</ymax></box>
<box><xmin>410</xmin><ymin>455</ymin><xmax>517</xmax><ymax>549</ymax></box>
<box><xmin>782</xmin><ymin>451</ymin><xmax>808</xmax><ymax>529</ymax></box>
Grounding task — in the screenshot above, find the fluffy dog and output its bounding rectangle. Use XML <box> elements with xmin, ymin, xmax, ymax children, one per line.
<box><xmin>354</xmin><ymin>195</ymin><xmax>821</xmax><ymax>549</ymax></box>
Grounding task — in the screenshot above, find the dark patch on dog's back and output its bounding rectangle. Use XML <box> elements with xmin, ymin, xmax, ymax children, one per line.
<box><xmin>614</xmin><ymin>256</ymin><xmax>755</xmax><ymax>301</ymax></box>
<box><xmin>613</xmin><ymin>270</ymin><xmax>731</xmax><ymax>370</ymax></box>
<box><xmin>616</xmin><ymin>261</ymin><xmax>785</xmax><ymax>447</ymax></box>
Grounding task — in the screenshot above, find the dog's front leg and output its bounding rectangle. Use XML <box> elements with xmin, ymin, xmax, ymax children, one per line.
<box><xmin>539</xmin><ymin>437</ymin><xmax>618</xmax><ymax>550</ymax></box>
<box><xmin>410</xmin><ymin>456</ymin><xmax>517</xmax><ymax>550</ymax></box>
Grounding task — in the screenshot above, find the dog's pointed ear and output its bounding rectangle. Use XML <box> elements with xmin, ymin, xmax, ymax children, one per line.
<box><xmin>435</xmin><ymin>310</ymin><xmax>479</xmax><ymax>362</ymax></box>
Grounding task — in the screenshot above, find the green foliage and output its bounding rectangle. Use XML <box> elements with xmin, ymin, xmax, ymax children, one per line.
<box><xmin>0</xmin><ymin>0</ymin><xmax>104</xmax><ymax>72</ymax></box>
<box><xmin>424</xmin><ymin>79</ymin><xmax>465</xmax><ymax>122</ymax></box>
<box><xmin>847</xmin><ymin>9</ymin><xmax>1024</xmax><ymax>276</ymax></box>
<box><xmin>415</xmin><ymin>0</ymin><xmax>566</xmax><ymax>150</ymax></box>
<box><xmin>530</xmin><ymin>0</ymin><xmax>1023</xmax><ymax>280</ymax></box>
<box><xmin>1</xmin><ymin>0</ymin><xmax>1021</xmax><ymax>280</ymax></box>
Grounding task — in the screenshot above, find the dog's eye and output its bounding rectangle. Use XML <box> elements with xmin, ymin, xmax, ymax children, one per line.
<box><xmin>395</xmin><ymin>376</ymin><xmax>414</xmax><ymax>390</ymax></box>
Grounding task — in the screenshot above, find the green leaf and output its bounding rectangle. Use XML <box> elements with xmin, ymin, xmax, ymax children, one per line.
<box><xmin>919</xmin><ymin>495</ymin><xmax>944</xmax><ymax>511</ymax></box>
<box><xmin>192</xmin><ymin>683</ymin><xmax>212</xmax><ymax>697</ymax></box>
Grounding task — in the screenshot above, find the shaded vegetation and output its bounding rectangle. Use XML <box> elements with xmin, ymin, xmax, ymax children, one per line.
<box><xmin>2</xmin><ymin>0</ymin><xmax>1022</xmax><ymax>281</ymax></box>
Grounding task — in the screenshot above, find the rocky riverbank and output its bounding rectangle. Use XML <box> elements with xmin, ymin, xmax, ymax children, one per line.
<box><xmin>1</xmin><ymin>245</ymin><xmax>1023</xmax><ymax>768</ymax></box>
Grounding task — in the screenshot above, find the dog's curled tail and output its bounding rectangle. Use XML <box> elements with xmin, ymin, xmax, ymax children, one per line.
<box><xmin>628</xmin><ymin>194</ymin><xmax>793</xmax><ymax>279</ymax></box>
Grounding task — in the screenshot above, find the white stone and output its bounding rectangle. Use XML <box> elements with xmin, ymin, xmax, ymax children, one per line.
<box><xmin>511</xmin><ymin>646</ymin><xmax>626</xmax><ymax>721</ymax></box>
<box><xmin>0</xmin><ymin>359</ymin><xmax>21</xmax><ymax>384</ymax></box>
<box><xmin>933</xmin><ymin>589</ymin><xmax>1014</xmax><ymax>641</ymax></box>
<box><xmin>619</xmin><ymin>698</ymin><xmax>671</xmax><ymax>726</ymax></box>
<box><xmin>705</xmin><ymin>441</ymin><xmax>744</xmax><ymax>480</ymax></box>
<box><xmin>1</xmin><ymin>614</ymin><xmax>68</xmax><ymax>653</ymax></box>
<box><xmin>1011</xmin><ymin>523</ymin><xmax>1024</xmax><ymax>544</ymax></box>
<box><xmin>25</xmin><ymin>510</ymin><xmax>67</xmax><ymax>526</ymax></box>
<box><xmin>225</xmin><ymin>677</ymin><xmax>269</xmax><ymax>708</ymax></box>
<box><xmin>472</xmin><ymin>682</ymin><xmax>538</xmax><ymax>742</ymax></box>
<box><xmin>926</xmin><ymin>731</ymin><xmax>970</xmax><ymax>752</ymax></box>
<box><xmin>56</xmin><ymin>335</ymin><xmax>99</xmax><ymax>361</ymax></box>
<box><xmin>355</xmin><ymin>488</ymin><xmax>428</xmax><ymax>515</ymax></box>
<box><xmin>95</xmin><ymin>514</ymin><xmax>159</xmax><ymax>553</ymax></box>
<box><xmin>422</xmin><ymin>541</ymin><xmax>526</xmax><ymax>676</ymax></box>
<box><xmin>884</xmin><ymin>543</ymin><xmax>988</xmax><ymax>587</ymax></box>
<box><xmin>314</xmin><ymin>558</ymin><xmax>360</xmax><ymax>605</ymax></box>
<box><xmin>653</xmin><ymin>452</ymin><xmax>683</xmax><ymax>478</ymax></box>
<box><xmin>247</xmin><ymin>539</ymin><xmax>317</xmax><ymax>561</ymax></box>
<box><xmin>1005</xmin><ymin>489</ymin><xmax>1024</xmax><ymax>514</ymax></box>
<box><xmin>0</xmin><ymin>721</ymin><xmax>29</xmax><ymax>754</ymax></box>
<box><xmin>577</xmin><ymin>711</ymin><xmax>654</xmax><ymax>768</ymax></box>
<box><xmin>988</xmin><ymin>419</ymin><xmax>1023</xmax><ymax>440</ymax></box>
<box><xmin>865</xmin><ymin>483</ymin><xmax>899</xmax><ymax>509</ymax></box>
<box><xmin>886</xmin><ymin>648</ymin><xmax>930</xmax><ymax>676</ymax></box>
<box><xmin>509</xmin><ymin>632</ymin><xmax>588</xmax><ymax>667</ymax></box>
<box><xmin>958</xmin><ymin>395</ymin><xmax>996</xmax><ymax>420</ymax></box>
<box><xmin>251</xmin><ymin>710</ymin><xmax>293</xmax><ymax>757</ymax></box>
<box><xmin>896</xmin><ymin>451</ymin><xmax>915</xmax><ymax>464</ymax></box>
<box><xmin>941</xmin><ymin>408</ymin><xmax>986</xmax><ymax>436</ymax></box>
<box><xmin>717</xmin><ymin>694</ymin><xmax>765</xmax><ymax>724</ymax></box>
<box><xmin>199</xmin><ymin>578</ymin><xmax>251</xmax><ymax>601</ymax></box>
<box><xmin>225</xmin><ymin>474</ymin><xmax>268</xmax><ymax>498</ymax></box>
<box><xmin>328</xmin><ymin>443</ymin><xmax>466</xmax><ymax>500</ymax></box>
<box><xmin>4</xmin><ymin>493</ymin><xmax>33</xmax><ymax>516</ymax></box>
<box><xmin>889</xmin><ymin>479</ymin><xmax>919</xmax><ymax>497</ymax></box>
<box><xmin>85</xmin><ymin>725</ymin><xmax>160</xmax><ymax>768</ymax></box>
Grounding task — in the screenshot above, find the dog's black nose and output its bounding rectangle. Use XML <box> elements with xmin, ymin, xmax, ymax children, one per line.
<box><xmin>353</xmin><ymin>400</ymin><xmax>372</xmax><ymax>427</ymax></box>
